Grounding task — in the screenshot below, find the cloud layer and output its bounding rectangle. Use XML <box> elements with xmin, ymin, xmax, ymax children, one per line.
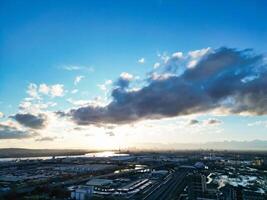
<box><xmin>65</xmin><ymin>47</ymin><xmax>267</xmax><ymax>126</ymax></box>
<box><xmin>11</xmin><ymin>113</ymin><xmax>47</xmax><ymax>129</ymax></box>
<box><xmin>0</xmin><ymin>124</ymin><xmax>37</xmax><ymax>139</ymax></box>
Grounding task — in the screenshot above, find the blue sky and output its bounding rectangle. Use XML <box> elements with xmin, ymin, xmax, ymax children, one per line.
<box><xmin>0</xmin><ymin>0</ymin><xmax>267</xmax><ymax>149</ymax></box>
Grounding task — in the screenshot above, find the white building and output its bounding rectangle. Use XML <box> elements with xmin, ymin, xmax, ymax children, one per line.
<box><xmin>86</xmin><ymin>178</ymin><xmax>113</xmax><ymax>186</ymax></box>
<box><xmin>71</xmin><ymin>185</ymin><xmax>93</xmax><ymax>200</ymax></box>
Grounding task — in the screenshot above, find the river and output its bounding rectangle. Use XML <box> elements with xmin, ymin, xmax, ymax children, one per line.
<box><xmin>0</xmin><ymin>151</ymin><xmax>129</xmax><ymax>162</ymax></box>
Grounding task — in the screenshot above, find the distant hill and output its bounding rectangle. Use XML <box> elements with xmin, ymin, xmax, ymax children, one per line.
<box><xmin>0</xmin><ymin>148</ymin><xmax>92</xmax><ymax>158</ymax></box>
<box><xmin>132</xmin><ymin>140</ymin><xmax>267</xmax><ymax>151</ymax></box>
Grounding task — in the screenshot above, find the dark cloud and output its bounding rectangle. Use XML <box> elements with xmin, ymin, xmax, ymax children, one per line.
<box><xmin>188</xmin><ymin>119</ymin><xmax>200</xmax><ymax>125</ymax></box>
<box><xmin>106</xmin><ymin>131</ymin><xmax>115</xmax><ymax>137</ymax></box>
<box><xmin>35</xmin><ymin>136</ymin><xmax>56</xmax><ymax>142</ymax></box>
<box><xmin>205</xmin><ymin>118</ymin><xmax>222</xmax><ymax>125</ymax></box>
<box><xmin>105</xmin><ymin>125</ymin><xmax>116</xmax><ymax>129</ymax></box>
<box><xmin>11</xmin><ymin>113</ymin><xmax>47</xmax><ymax>129</ymax></box>
<box><xmin>55</xmin><ymin>111</ymin><xmax>67</xmax><ymax>117</ymax></box>
<box><xmin>63</xmin><ymin>47</ymin><xmax>267</xmax><ymax>126</ymax></box>
<box><xmin>73</xmin><ymin>127</ymin><xmax>84</xmax><ymax>131</ymax></box>
<box><xmin>188</xmin><ymin>118</ymin><xmax>222</xmax><ymax>126</ymax></box>
<box><xmin>116</xmin><ymin>77</ymin><xmax>131</xmax><ymax>89</ymax></box>
<box><xmin>0</xmin><ymin>124</ymin><xmax>37</xmax><ymax>139</ymax></box>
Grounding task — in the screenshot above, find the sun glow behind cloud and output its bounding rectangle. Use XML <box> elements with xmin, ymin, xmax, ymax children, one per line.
<box><xmin>1</xmin><ymin>47</ymin><xmax>267</xmax><ymax>149</ymax></box>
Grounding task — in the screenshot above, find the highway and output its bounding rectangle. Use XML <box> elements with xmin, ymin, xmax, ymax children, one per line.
<box><xmin>141</xmin><ymin>169</ymin><xmax>189</xmax><ymax>200</ymax></box>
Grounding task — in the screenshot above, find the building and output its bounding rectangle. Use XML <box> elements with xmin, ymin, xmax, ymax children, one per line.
<box><xmin>188</xmin><ymin>173</ymin><xmax>218</xmax><ymax>200</ymax></box>
<box><xmin>70</xmin><ymin>186</ymin><xmax>93</xmax><ymax>200</ymax></box>
<box><xmin>86</xmin><ymin>178</ymin><xmax>113</xmax><ymax>187</ymax></box>
<box><xmin>151</xmin><ymin>170</ymin><xmax>168</xmax><ymax>179</ymax></box>
<box><xmin>242</xmin><ymin>189</ymin><xmax>266</xmax><ymax>200</ymax></box>
<box><xmin>188</xmin><ymin>173</ymin><xmax>207</xmax><ymax>199</ymax></box>
<box><xmin>220</xmin><ymin>185</ymin><xmax>243</xmax><ymax>200</ymax></box>
<box><xmin>252</xmin><ymin>158</ymin><xmax>264</xmax><ymax>166</ymax></box>
<box><xmin>55</xmin><ymin>164</ymin><xmax>117</xmax><ymax>173</ymax></box>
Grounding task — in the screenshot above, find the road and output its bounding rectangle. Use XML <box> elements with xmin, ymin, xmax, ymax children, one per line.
<box><xmin>141</xmin><ymin>169</ymin><xmax>189</xmax><ymax>200</ymax></box>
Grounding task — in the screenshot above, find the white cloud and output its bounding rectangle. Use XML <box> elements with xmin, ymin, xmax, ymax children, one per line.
<box><xmin>47</xmin><ymin>102</ymin><xmax>57</xmax><ymax>107</ymax></box>
<box><xmin>27</xmin><ymin>83</ymin><xmax>39</xmax><ymax>99</ymax></box>
<box><xmin>63</xmin><ymin>65</ymin><xmax>81</xmax><ymax>70</ymax></box>
<box><xmin>19</xmin><ymin>99</ymin><xmax>57</xmax><ymax>113</ymax></box>
<box><xmin>39</xmin><ymin>84</ymin><xmax>50</xmax><ymax>95</ymax></box>
<box><xmin>153</xmin><ymin>62</ymin><xmax>161</xmax><ymax>69</ymax></box>
<box><xmin>172</xmin><ymin>52</ymin><xmax>183</xmax><ymax>59</ymax></box>
<box><xmin>138</xmin><ymin>58</ymin><xmax>145</xmax><ymax>64</ymax></box>
<box><xmin>157</xmin><ymin>52</ymin><xmax>170</xmax><ymax>63</ymax></box>
<box><xmin>105</xmin><ymin>80</ymin><xmax>112</xmax><ymax>85</ymax></box>
<box><xmin>248</xmin><ymin>121</ymin><xmax>267</xmax><ymax>128</ymax></box>
<box><xmin>150</xmin><ymin>72</ymin><xmax>175</xmax><ymax>81</ymax></box>
<box><xmin>98</xmin><ymin>80</ymin><xmax>113</xmax><ymax>91</ymax></box>
<box><xmin>67</xmin><ymin>98</ymin><xmax>91</xmax><ymax>106</ymax></box>
<box><xmin>26</xmin><ymin>83</ymin><xmax>65</xmax><ymax>99</ymax></box>
<box><xmin>50</xmin><ymin>84</ymin><xmax>64</xmax><ymax>97</ymax></box>
<box><xmin>62</xmin><ymin>65</ymin><xmax>94</xmax><ymax>72</ymax></box>
<box><xmin>71</xmin><ymin>89</ymin><xmax>78</xmax><ymax>94</ymax></box>
<box><xmin>187</xmin><ymin>47</ymin><xmax>212</xmax><ymax>68</ymax></box>
<box><xmin>67</xmin><ymin>97</ymin><xmax>106</xmax><ymax>107</ymax></box>
<box><xmin>188</xmin><ymin>47</ymin><xmax>211</xmax><ymax>59</ymax></box>
<box><xmin>19</xmin><ymin>101</ymin><xmax>32</xmax><ymax>110</ymax></box>
<box><xmin>187</xmin><ymin>60</ymin><xmax>198</xmax><ymax>68</ymax></box>
<box><xmin>120</xmin><ymin>72</ymin><xmax>134</xmax><ymax>81</ymax></box>
<box><xmin>128</xmin><ymin>87</ymin><xmax>141</xmax><ymax>92</ymax></box>
<box><xmin>98</xmin><ymin>84</ymin><xmax>107</xmax><ymax>91</ymax></box>
<box><xmin>74</xmin><ymin>75</ymin><xmax>84</xmax><ymax>85</ymax></box>
<box><xmin>241</xmin><ymin>75</ymin><xmax>259</xmax><ymax>83</ymax></box>
<box><xmin>0</xmin><ymin>112</ymin><xmax>4</xmax><ymax>118</ymax></box>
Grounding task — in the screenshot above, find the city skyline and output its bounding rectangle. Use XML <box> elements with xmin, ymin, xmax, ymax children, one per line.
<box><xmin>1</xmin><ymin>0</ymin><xmax>267</xmax><ymax>150</ymax></box>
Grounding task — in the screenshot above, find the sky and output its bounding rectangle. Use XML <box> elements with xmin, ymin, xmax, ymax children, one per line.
<box><xmin>0</xmin><ymin>0</ymin><xmax>267</xmax><ymax>150</ymax></box>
